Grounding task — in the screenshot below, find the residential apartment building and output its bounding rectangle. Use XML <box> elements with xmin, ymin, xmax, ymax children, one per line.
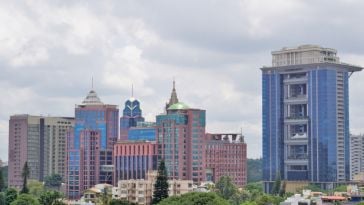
<box><xmin>350</xmin><ymin>134</ymin><xmax>364</xmax><ymax>180</ymax></box>
<box><xmin>205</xmin><ymin>133</ymin><xmax>247</xmax><ymax>187</ymax></box>
<box><xmin>113</xmin><ymin>140</ymin><xmax>158</xmax><ymax>184</ymax></box>
<box><xmin>262</xmin><ymin>45</ymin><xmax>363</xmax><ymax>192</ymax></box>
<box><xmin>66</xmin><ymin>90</ymin><xmax>119</xmax><ymax>199</ymax></box>
<box><xmin>112</xmin><ymin>171</ymin><xmax>193</xmax><ymax>205</ymax></box>
<box><xmin>156</xmin><ymin>82</ymin><xmax>206</xmax><ymax>184</ymax></box>
<box><xmin>8</xmin><ymin>115</ymin><xmax>74</xmax><ymax>188</ymax></box>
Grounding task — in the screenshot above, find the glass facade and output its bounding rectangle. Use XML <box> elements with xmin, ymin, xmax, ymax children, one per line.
<box><xmin>262</xmin><ymin>65</ymin><xmax>353</xmax><ymax>192</ymax></box>
<box><xmin>128</xmin><ymin>128</ymin><xmax>156</xmax><ymax>141</ymax></box>
<box><xmin>120</xmin><ymin>99</ymin><xmax>145</xmax><ymax>140</ymax></box>
<box><xmin>67</xmin><ymin>91</ymin><xmax>119</xmax><ymax>199</ymax></box>
<box><xmin>156</xmin><ymin>108</ymin><xmax>206</xmax><ymax>184</ymax></box>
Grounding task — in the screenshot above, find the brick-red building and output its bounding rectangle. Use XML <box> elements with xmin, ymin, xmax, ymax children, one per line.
<box><xmin>205</xmin><ymin>133</ymin><xmax>247</xmax><ymax>187</ymax></box>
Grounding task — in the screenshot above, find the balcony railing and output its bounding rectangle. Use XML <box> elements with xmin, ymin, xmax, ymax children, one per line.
<box><xmin>285</xmin><ymin>116</ymin><xmax>308</xmax><ymax>120</ymax></box>
<box><xmin>287</xmin><ymin>154</ymin><xmax>308</xmax><ymax>160</ymax></box>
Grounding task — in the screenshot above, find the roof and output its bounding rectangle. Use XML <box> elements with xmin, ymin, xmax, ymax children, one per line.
<box><xmin>168</xmin><ymin>102</ymin><xmax>190</xmax><ymax>110</ymax></box>
<box><xmin>82</xmin><ymin>90</ymin><xmax>104</xmax><ymax>105</ymax></box>
<box><xmin>260</xmin><ymin>62</ymin><xmax>363</xmax><ymax>72</ymax></box>
<box><xmin>321</xmin><ymin>196</ymin><xmax>346</xmax><ymax>200</ymax></box>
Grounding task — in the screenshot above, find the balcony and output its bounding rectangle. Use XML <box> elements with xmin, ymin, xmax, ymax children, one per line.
<box><xmin>287</xmin><ymin>154</ymin><xmax>308</xmax><ymax>160</ymax></box>
<box><xmin>285</xmin><ymin>116</ymin><xmax>309</xmax><ymax>123</ymax></box>
<box><xmin>284</xmin><ymin>76</ymin><xmax>308</xmax><ymax>84</ymax></box>
<box><xmin>284</xmin><ymin>95</ymin><xmax>308</xmax><ymax>103</ymax></box>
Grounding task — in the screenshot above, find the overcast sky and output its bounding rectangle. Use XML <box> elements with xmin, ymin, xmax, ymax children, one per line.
<box><xmin>1</xmin><ymin>0</ymin><xmax>364</xmax><ymax>160</ymax></box>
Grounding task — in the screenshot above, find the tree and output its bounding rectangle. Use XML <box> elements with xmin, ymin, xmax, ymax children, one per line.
<box><xmin>44</xmin><ymin>174</ymin><xmax>62</xmax><ymax>190</ymax></box>
<box><xmin>279</xmin><ymin>180</ymin><xmax>286</xmax><ymax>197</ymax></box>
<box><xmin>152</xmin><ymin>160</ymin><xmax>169</xmax><ymax>204</ymax></box>
<box><xmin>10</xmin><ymin>194</ymin><xmax>39</xmax><ymax>205</ymax></box>
<box><xmin>0</xmin><ymin>192</ymin><xmax>6</xmax><ymax>205</ymax></box>
<box><xmin>215</xmin><ymin>176</ymin><xmax>237</xmax><ymax>200</ymax></box>
<box><xmin>158</xmin><ymin>192</ymin><xmax>229</xmax><ymax>205</ymax></box>
<box><xmin>98</xmin><ymin>188</ymin><xmax>110</xmax><ymax>205</ymax></box>
<box><xmin>27</xmin><ymin>180</ymin><xmax>44</xmax><ymax>197</ymax></box>
<box><xmin>0</xmin><ymin>169</ymin><xmax>5</xmax><ymax>192</ymax></box>
<box><xmin>109</xmin><ymin>199</ymin><xmax>137</xmax><ymax>205</ymax></box>
<box><xmin>271</xmin><ymin>172</ymin><xmax>281</xmax><ymax>195</ymax></box>
<box><xmin>229</xmin><ymin>189</ymin><xmax>251</xmax><ymax>205</ymax></box>
<box><xmin>38</xmin><ymin>191</ymin><xmax>65</xmax><ymax>205</ymax></box>
<box><xmin>20</xmin><ymin>162</ymin><xmax>30</xmax><ymax>194</ymax></box>
<box><xmin>247</xmin><ymin>159</ymin><xmax>262</xmax><ymax>183</ymax></box>
<box><xmin>5</xmin><ymin>188</ymin><xmax>18</xmax><ymax>205</ymax></box>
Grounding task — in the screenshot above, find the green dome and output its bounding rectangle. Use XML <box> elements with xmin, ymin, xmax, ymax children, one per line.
<box><xmin>168</xmin><ymin>102</ymin><xmax>190</xmax><ymax>110</ymax></box>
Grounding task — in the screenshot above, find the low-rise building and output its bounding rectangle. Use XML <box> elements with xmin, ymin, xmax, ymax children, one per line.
<box><xmin>112</xmin><ymin>171</ymin><xmax>193</xmax><ymax>205</ymax></box>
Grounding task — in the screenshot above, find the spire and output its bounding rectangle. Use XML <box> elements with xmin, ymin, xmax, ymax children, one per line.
<box><xmin>92</xmin><ymin>77</ymin><xmax>94</xmax><ymax>90</ymax></box>
<box><xmin>131</xmin><ymin>84</ymin><xmax>134</xmax><ymax>98</ymax></box>
<box><xmin>168</xmin><ymin>80</ymin><xmax>179</xmax><ymax>106</ymax></box>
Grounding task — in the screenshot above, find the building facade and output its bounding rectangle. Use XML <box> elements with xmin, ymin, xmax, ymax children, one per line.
<box><xmin>262</xmin><ymin>45</ymin><xmax>363</xmax><ymax>192</ymax></box>
<box><xmin>112</xmin><ymin>171</ymin><xmax>193</xmax><ymax>205</ymax></box>
<box><xmin>120</xmin><ymin>96</ymin><xmax>145</xmax><ymax>140</ymax></box>
<box><xmin>205</xmin><ymin>133</ymin><xmax>247</xmax><ymax>187</ymax></box>
<box><xmin>128</xmin><ymin>122</ymin><xmax>156</xmax><ymax>141</ymax></box>
<box><xmin>66</xmin><ymin>90</ymin><xmax>119</xmax><ymax>199</ymax></box>
<box><xmin>350</xmin><ymin>134</ymin><xmax>364</xmax><ymax>180</ymax></box>
<box><xmin>113</xmin><ymin>140</ymin><xmax>158</xmax><ymax>184</ymax></box>
<box><xmin>156</xmin><ymin>83</ymin><xmax>206</xmax><ymax>184</ymax></box>
<box><xmin>8</xmin><ymin>115</ymin><xmax>74</xmax><ymax>188</ymax></box>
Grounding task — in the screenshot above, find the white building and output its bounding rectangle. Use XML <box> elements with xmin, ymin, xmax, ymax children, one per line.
<box><xmin>112</xmin><ymin>171</ymin><xmax>193</xmax><ymax>205</ymax></box>
<box><xmin>350</xmin><ymin>134</ymin><xmax>364</xmax><ymax>180</ymax></box>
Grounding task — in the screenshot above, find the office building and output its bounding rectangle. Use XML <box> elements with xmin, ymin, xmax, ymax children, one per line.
<box><xmin>113</xmin><ymin>140</ymin><xmax>158</xmax><ymax>184</ymax></box>
<box><xmin>8</xmin><ymin>115</ymin><xmax>74</xmax><ymax>188</ymax></box>
<box><xmin>156</xmin><ymin>82</ymin><xmax>206</xmax><ymax>184</ymax></box>
<box><xmin>66</xmin><ymin>90</ymin><xmax>119</xmax><ymax>199</ymax></box>
<box><xmin>120</xmin><ymin>94</ymin><xmax>145</xmax><ymax>140</ymax></box>
<box><xmin>262</xmin><ymin>45</ymin><xmax>363</xmax><ymax>192</ymax></box>
<box><xmin>350</xmin><ymin>134</ymin><xmax>364</xmax><ymax>180</ymax></box>
<box><xmin>205</xmin><ymin>133</ymin><xmax>247</xmax><ymax>187</ymax></box>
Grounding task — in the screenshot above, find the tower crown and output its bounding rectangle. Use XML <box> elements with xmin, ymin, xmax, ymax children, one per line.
<box><xmin>82</xmin><ymin>90</ymin><xmax>103</xmax><ymax>105</ymax></box>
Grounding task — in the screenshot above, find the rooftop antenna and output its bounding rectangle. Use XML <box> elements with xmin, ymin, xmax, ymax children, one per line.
<box><xmin>173</xmin><ymin>77</ymin><xmax>175</xmax><ymax>89</ymax></box>
<box><xmin>131</xmin><ymin>84</ymin><xmax>134</xmax><ymax>97</ymax></box>
<box><xmin>92</xmin><ymin>77</ymin><xmax>94</xmax><ymax>90</ymax></box>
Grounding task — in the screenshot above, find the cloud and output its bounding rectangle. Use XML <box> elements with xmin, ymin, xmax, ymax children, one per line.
<box><xmin>1</xmin><ymin>0</ymin><xmax>364</xmax><ymax>161</ymax></box>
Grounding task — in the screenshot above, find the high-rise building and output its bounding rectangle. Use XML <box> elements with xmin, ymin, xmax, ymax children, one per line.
<box><xmin>120</xmin><ymin>94</ymin><xmax>145</xmax><ymax>140</ymax></box>
<box><xmin>8</xmin><ymin>115</ymin><xmax>74</xmax><ymax>188</ymax></box>
<box><xmin>205</xmin><ymin>133</ymin><xmax>247</xmax><ymax>187</ymax></box>
<box><xmin>261</xmin><ymin>45</ymin><xmax>363</xmax><ymax>192</ymax></box>
<box><xmin>350</xmin><ymin>134</ymin><xmax>364</xmax><ymax>180</ymax></box>
<box><xmin>66</xmin><ymin>90</ymin><xmax>119</xmax><ymax>199</ymax></box>
<box><xmin>113</xmin><ymin>140</ymin><xmax>158</xmax><ymax>184</ymax></box>
<box><xmin>156</xmin><ymin>82</ymin><xmax>206</xmax><ymax>184</ymax></box>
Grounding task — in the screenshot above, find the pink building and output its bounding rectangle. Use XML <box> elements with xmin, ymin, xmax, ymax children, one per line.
<box><xmin>66</xmin><ymin>90</ymin><xmax>119</xmax><ymax>199</ymax></box>
<box><xmin>156</xmin><ymin>82</ymin><xmax>206</xmax><ymax>184</ymax></box>
<box><xmin>113</xmin><ymin>141</ymin><xmax>158</xmax><ymax>185</ymax></box>
<box><xmin>205</xmin><ymin>133</ymin><xmax>247</xmax><ymax>187</ymax></box>
<box><xmin>8</xmin><ymin>115</ymin><xmax>74</xmax><ymax>189</ymax></box>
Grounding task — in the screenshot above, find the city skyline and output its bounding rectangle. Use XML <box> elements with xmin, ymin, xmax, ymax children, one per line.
<box><xmin>2</xmin><ymin>0</ymin><xmax>364</xmax><ymax>161</ymax></box>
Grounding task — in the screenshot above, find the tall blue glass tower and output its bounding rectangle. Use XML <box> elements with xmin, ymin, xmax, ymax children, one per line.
<box><xmin>261</xmin><ymin>45</ymin><xmax>362</xmax><ymax>192</ymax></box>
<box><xmin>67</xmin><ymin>90</ymin><xmax>119</xmax><ymax>199</ymax></box>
